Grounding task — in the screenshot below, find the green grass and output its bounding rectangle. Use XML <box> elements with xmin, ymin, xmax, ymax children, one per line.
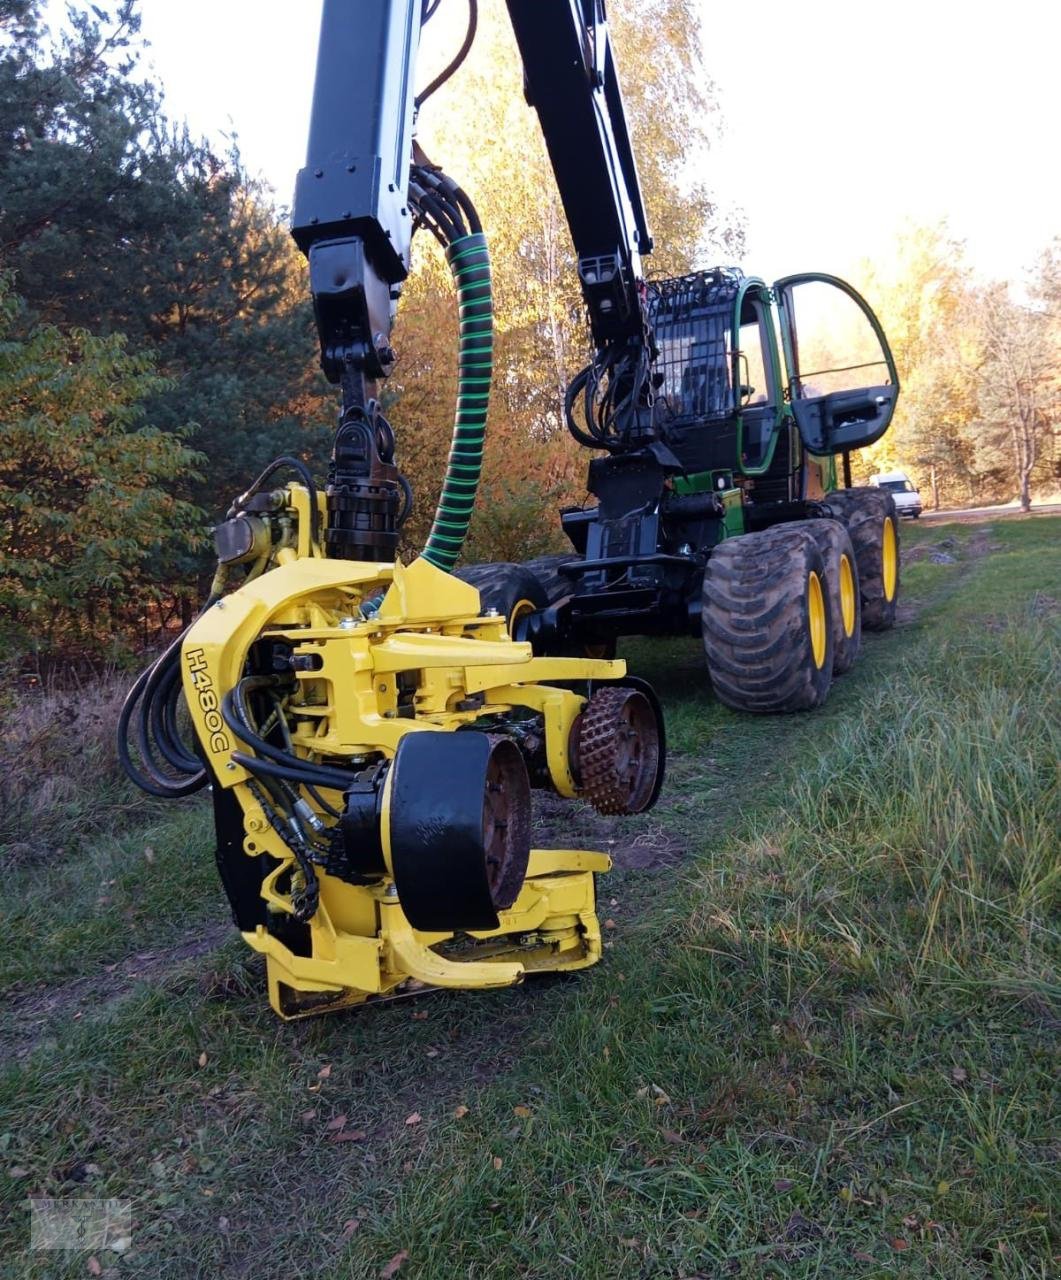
<box><xmin>1</xmin><ymin>518</ymin><xmax>1058</xmax><ymax>1278</ymax></box>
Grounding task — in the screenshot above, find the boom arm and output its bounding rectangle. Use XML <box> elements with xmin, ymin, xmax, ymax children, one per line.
<box><xmin>504</xmin><ymin>0</ymin><xmax>653</xmax><ymax>348</ymax></box>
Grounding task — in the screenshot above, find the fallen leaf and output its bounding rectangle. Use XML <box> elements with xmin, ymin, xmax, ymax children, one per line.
<box><xmin>513</xmin><ymin>1106</ymin><xmax>532</xmax><ymax>1118</ymax></box>
<box><xmin>144</xmin><ymin>846</ymin><xmax>155</xmax><ymax>864</ymax></box>
<box><xmin>326</xmin><ymin>1114</ymin><xmax>348</xmax><ymax>1131</ymax></box>
<box><xmin>7</xmin><ymin>1166</ymin><xmax>28</xmax><ymax>1179</ymax></box>
<box><xmin>411</xmin><ymin>1011</ymin><xmax>428</xmax><ymax>1021</ymax></box>
<box><xmin>380</xmin><ymin>1249</ymin><xmax>408</xmax><ymax>1278</ymax></box>
<box><xmin>852</xmin><ymin>1251</ymin><xmax>876</xmax><ymax>1263</ymax></box>
<box><xmin>936</xmin><ymin>1180</ymin><xmax>951</xmax><ymax>1196</ymax></box>
<box><xmin>453</xmin><ymin>1105</ymin><xmax>469</xmax><ymax>1120</ymax></box>
<box><xmin>404</xmin><ymin>1112</ymin><xmax>421</xmax><ymax>1127</ymax></box>
<box><xmin>340</xmin><ymin>1218</ymin><xmax>360</xmax><ymax>1240</ymax></box>
<box><xmin>218</xmin><ymin>1216</ymin><xmax>230</xmax><ymax>1233</ymax></box>
<box><xmin>604</xmin><ymin>918</ymin><xmax>616</xmax><ymax>929</ymax></box>
<box><xmin>330</xmin><ymin>1130</ymin><xmax>367</xmax><ymax>1143</ymax></box>
<box><xmin>318</xmin><ymin>1065</ymin><xmax>332</xmax><ymax>1080</ymax></box>
<box><xmin>661</xmin><ymin>1129</ymin><xmax>682</xmax><ymax>1145</ymax></box>
<box><xmin>301</xmin><ymin>1109</ymin><xmax>317</xmax><ymax>1123</ymax></box>
<box><xmin>426</xmin><ymin>1049</ymin><xmax>439</xmax><ymax>1059</ymax></box>
<box><xmin>492</xmin><ymin>1156</ymin><xmax>503</xmax><ymax>1170</ymax></box>
<box><xmin>951</xmin><ymin>1066</ymin><xmax>968</xmax><ymax>1083</ymax></box>
<box><xmin>87</xmin><ymin>1259</ymin><xmax>102</xmax><ymax>1277</ymax></box>
<box><xmin>890</xmin><ymin>1237</ymin><xmax>909</xmax><ymax>1251</ymax></box>
<box><xmin>198</xmin><ymin>1052</ymin><xmax>208</xmax><ymax>1068</ymax></box>
<box><xmin>774</xmin><ymin>1178</ymin><xmax>795</xmax><ymax>1192</ymax></box>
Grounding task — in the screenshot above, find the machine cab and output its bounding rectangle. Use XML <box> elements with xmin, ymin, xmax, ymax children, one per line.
<box><xmin>647</xmin><ymin>269</ymin><xmax>898</xmax><ymax>480</ymax></box>
<box><xmin>772</xmin><ymin>272</ymin><xmax>899</xmax><ymax>456</ymax></box>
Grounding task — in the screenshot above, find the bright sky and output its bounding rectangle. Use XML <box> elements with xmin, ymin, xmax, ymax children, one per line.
<box><xmin>126</xmin><ymin>0</ymin><xmax>1058</xmax><ymax>287</ymax></box>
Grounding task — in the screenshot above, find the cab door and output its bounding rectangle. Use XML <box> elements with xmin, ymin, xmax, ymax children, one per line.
<box><xmin>773</xmin><ymin>273</ymin><xmax>899</xmax><ymax>455</ymax></box>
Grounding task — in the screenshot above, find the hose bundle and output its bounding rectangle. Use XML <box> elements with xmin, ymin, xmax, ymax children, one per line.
<box><xmin>564</xmin><ymin>340</ymin><xmax>655</xmax><ymax>452</ymax></box>
<box><xmin>408</xmin><ymin>163</ymin><xmax>493</xmax><ymax>573</ymax></box>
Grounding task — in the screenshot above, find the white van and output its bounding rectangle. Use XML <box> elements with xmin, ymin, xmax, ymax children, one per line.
<box><xmin>871</xmin><ymin>471</ymin><xmax>923</xmax><ymax>518</ymax></box>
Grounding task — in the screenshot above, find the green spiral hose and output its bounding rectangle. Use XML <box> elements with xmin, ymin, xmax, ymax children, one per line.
<box><xmin>421</xmin><ymin>231</ymin><xmax>493</xmax><ymax>572</ymax></box>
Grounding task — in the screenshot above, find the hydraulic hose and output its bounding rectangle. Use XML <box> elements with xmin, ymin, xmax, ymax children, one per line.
<box><xmin>421</xmin><ymin>231</ymin><xmax>493</xmax><ymax>572</ymax></box>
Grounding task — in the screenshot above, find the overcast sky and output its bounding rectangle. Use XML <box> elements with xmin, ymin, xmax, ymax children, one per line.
<box><xmin>129</xmin><ymin>0</ymin><xmax>1058</xmax><ymax>287</ymax></box>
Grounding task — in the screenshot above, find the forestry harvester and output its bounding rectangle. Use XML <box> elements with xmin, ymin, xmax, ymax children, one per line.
<box><xmin>119</xmin><ymin>0</ymin><xmax>900</xmax><ymax>1020</ymax></box>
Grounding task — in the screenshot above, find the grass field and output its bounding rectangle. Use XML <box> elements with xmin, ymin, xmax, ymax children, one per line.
<box><xmin>1</xmin><ymin>517</ymin><xmax>1058</xmax><ymax>1279</ymax></box>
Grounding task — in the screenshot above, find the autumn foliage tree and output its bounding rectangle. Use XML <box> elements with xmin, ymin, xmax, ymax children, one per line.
<box><xmin>0</xmin><ymin>278</ymin><xmax>203</xmax><ymax>657</ymax></box>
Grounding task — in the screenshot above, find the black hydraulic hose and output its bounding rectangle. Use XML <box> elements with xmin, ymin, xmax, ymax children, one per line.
<box><xmin>230</xmin><ymin>455</ymin><xmax>320</xmax><ymax>550</ymax></box>
<box><xmin>231</xmin><ymin>752</ymin><xmax>352</xmax><ymax>793</ymax></box>
<box><xmin>222</xmin><ymin>685</ymin><xmax>357</xmax><ymax>791</ymax></box>
<box><xmin>416</xmin><ymin>0</ymin><xmax>477</xmax><ymax>108</ymax></box>
<box><xmin>116</xmin><ymin>595</ymin><xmax>220</xmax><ymax>799</ymax></box>
<box><xmin>565</xmin><ymin>366</ymin><xmax>601</xmax><ymax>449</ymax></box>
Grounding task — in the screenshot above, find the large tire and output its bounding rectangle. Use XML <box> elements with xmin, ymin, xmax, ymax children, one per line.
<box><xmin>521</xmin><ymin>554</ymin><xmax>577</xmax><ymax>604</ymax></box>
<box><xmin>820</xmin><ymin>487</ymin><xmax>900</xmax><ymax>631</ymax></box>
<box><xmin>701</xmin><ymin>525</ymin><xmax>834</xmax><ymax>713</ymax></box>
<box><xmin>520</xmin><ymin>554</ymin><xmax>617</xmax><ymax>659</ymax></box>
<box><xmin>801</xmin><ymin>518</ymin><xmax>861</xmax><ymax>674</ymax></box>
<box><xmin>453</xmin><ymin>562</ymin><xmax>547</xmax><ymax>635</ymax></box>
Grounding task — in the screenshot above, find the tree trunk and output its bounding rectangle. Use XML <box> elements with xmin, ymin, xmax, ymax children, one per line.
<box><xmin>930</xmin><ymin>464</ymin><xmax>940</xmax><ymax>510</ymax></box>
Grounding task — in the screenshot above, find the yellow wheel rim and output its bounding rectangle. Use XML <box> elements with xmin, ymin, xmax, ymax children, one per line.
<box><xmin>808</xmin><ymin>571</ymin><xmax>827</xmax><ymax>669</ymax></box>
<box><xmin>839</xmin><ymin>552</ymin><xmax>856</xmax><ymax>637</ymax></box>
<box><xmin>509</xmin><ymin>597</ymin><xmax>537</xmax><ymax>635</ymax></box>
<box><xmin>882</xmin><ymin>518</ymin><xmax>897</xmax><ymax>602</ymax></box>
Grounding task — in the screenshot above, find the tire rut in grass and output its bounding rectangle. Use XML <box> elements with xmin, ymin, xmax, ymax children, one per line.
<box><xmin>2</xmin><ymin>920</ymin><xmax>234</xmax><ymax>1061</ymax></box>
<box><xmin>897</xmin><ymin>524</ymin><xmax>998</xmax><ymax>625</ymax></box>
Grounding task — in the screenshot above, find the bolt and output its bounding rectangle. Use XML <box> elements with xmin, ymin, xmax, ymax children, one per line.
<box><xmin>346</xmin><ymin>162</ymin><xmax>356</xmax><ymax>172</ymax></box>
<box><xmin>384</xmin><ymin>883</ymin><xmax>398</xmax><ymax>898</ymax></box>
<box><xmin>226</xmin><ymin>762</ymin><xmax>236</xmax><ymax>771</ymax></box>
<box><xmin>484</xmin><ymin>607</ymin><xmax>500</xmax><ymax>617</ymax></box>
<box><xmin>342</xmin><ymin>210</ymin><xmax>351</xmax><ymax>218</ymax></box>
<box><xmin>339</xmin><ymin>616</ymin><xmax>357</xmax><ymax>630</ymax></box>
<box><xmin>314</xmin><ymin>167</ymin><xmax>323</xmax><ymax>178</ymax></box>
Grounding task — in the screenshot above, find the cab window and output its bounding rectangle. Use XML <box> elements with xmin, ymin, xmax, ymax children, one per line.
<box><xmin>785</xmin><ymin>281</ymin><xmax>891</xmax><ymax>399</ymax></box>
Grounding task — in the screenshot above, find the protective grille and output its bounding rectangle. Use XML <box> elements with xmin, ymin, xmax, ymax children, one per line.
<box><xmin>647</xmin><ymin>270</ymin><xmax>742</xmax><ymax>427</ymax></box>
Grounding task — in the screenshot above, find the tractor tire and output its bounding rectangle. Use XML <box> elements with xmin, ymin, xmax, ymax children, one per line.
<box><xmin>521</xmin><ymin>554</ymin><xmax>577</xmax><ymax>604</ymax></box>
<box><xmin>520</xmin><ymin>554</ymin><xmax>617</xmax><ymax>659</ymax></box>
<box><xmin>820</xmin><ymin>488</ymin><xmax>900</xmax><ymax>631</ymax></box>
<box><xmin>701</xmin><ymin>525</ymin><xmax>834</xmax><ymax>713</ymax></box>
<box><xmin>801</xmin><ymin>518</ymin><xmax>861</xmax><ymax>675</ymax></box>
<box><xmin>452</xmin><ymin>562</ymin><xmax>547</xmax><ymax>635</ymax></box>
